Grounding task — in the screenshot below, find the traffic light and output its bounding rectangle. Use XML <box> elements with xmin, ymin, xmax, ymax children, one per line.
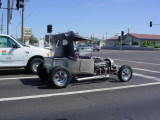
<box><xmin>121</xmin><ymin>31</ymin><xmax>124</xmax><ymax>37</ymax></box>
<box><xmin>0</xmin><ymin>0</ymin><xmax>2</xmax><ymax>8</ymax></box>
<box><xmin>150</xmin><ymin>21</ymin><xmax>152</xmax><ymax>27</ymax></box>
<box><xmin>16</xmin><ymin>0</ymin><xmax>24</xmax><ymax>10</ymax></box>
<box><xmin>47</xmin><ymin>24</ymin><xmax>52</xmax><ymax>33</ymax></box>
<box><xmin>16</xmin><ymin>0</ymin><xmax>20</xmax><ymax>10</ymax></box>
<box><xmin>19</xmin><ymin>0</ymin><xmax>24</xmax><ymax>8</ymax></box>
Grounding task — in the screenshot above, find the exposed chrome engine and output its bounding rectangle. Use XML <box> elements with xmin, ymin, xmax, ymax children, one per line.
<box><xmin>93</xmin><ymin>57</ymin><xmax>117</xmax><ymax>76</ymax></box>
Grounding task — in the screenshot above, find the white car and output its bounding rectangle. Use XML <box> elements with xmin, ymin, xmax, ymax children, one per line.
<box><xmin>0</xmin><ymin>34</ymin><xmax>51</xmax><ymax>73</ymax></box>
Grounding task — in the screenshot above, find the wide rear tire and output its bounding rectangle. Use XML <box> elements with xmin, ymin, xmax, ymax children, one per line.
<box><xmin>48</xmin><ymin>66</ymin><xmax>71</xmax><ymax>88</ymax></box>
<box><xmin>37</xmin><ymin>63</ymin><xmax>48</xmax><ymax>82</ymax></box>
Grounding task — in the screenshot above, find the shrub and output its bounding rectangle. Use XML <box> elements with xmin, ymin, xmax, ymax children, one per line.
<box><xmin>133</xmin><ymin>42</ymin><xmax>139</xmax><ymax>45</ymax></box>
<box><xmin>154</xmin><ymin>46</ymin><xmax>160</xmax><ymax>48</ymax></box>
<box><xmin>141</xmin><ymin>45</ymin><xmax>148</xmax><ymax>47</ymax></box>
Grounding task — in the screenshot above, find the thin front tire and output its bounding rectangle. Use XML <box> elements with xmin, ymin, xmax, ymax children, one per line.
<box><xmin>118</xmin><ymin>65</ymin><xmax>132</xmax><ymax>82</ymax></box>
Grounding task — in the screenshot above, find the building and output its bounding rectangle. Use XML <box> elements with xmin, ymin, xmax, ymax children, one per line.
<box><xmin>106</xmin><ymin>33</ymin><xmax>160</xmax><ymax>47</ymax></box>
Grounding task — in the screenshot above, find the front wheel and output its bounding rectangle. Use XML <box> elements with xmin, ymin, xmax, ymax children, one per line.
<box><xmin>48</xmin><ymin>66</ymin><xmax>71</xmax><ymax>88</ymax></box>
<box><xmin>118</xmin><ymin>65</ymin><xmax>132</xmax><ymax>82</ymax></box>
<box><xmin>28</xmin><ymin>58</ymin><xmax>43</xmax><ymax>74</ymax></box>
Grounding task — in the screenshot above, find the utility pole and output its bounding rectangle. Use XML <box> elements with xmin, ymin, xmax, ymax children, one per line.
<box><xmin>128</xmin><ymin>28</ymin><xmax>130</xmax><ymax>34</ymax></box>
<box><xmin>1</xmin><ymin>12</ymin><xmax>3</xmax><ymax>34</ymax></box>
<box><xmin>7</xmin><ymin>0</ymin><xmax>11</xmax><ymax>35</ymax></box>
<box><xmin>21</xmin><ymin>6</ymin><xmax>24</xmax><ymax>43</ymax></box>
<box><xmin>10</xmin><ymin>0</ymin><xmax>14</xmax><ymax>21</ymax></box>
<box><xmin>106</xmin><ymin>32</ymin><xmax>107</xmax><ymax>39</ymax></box>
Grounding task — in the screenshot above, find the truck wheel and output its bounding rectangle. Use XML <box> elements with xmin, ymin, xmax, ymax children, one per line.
<box><xmin>118</xmin><ymin>65</ymin><xmax>132</xmax><ymax>82</ymax></box>
<box><xmin>37</xmin><ymin>63</ymin><xmax>48</xmax><ymax>82</ymax></box>
<box><xmin>29</xmin><ymin>58</ymin><xmax>43</xmax><ymax>74</ymax></box>
<box><xmin>48</xmin><ymin>66</ymin><xmax>71</xmax><ymax>88</ymax></box>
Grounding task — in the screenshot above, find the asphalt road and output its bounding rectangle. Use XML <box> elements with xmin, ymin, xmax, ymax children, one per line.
<box><xmin>0</xmin><ymin>50</ymin><xmax>160</xmax><ymax>120</ymax></box>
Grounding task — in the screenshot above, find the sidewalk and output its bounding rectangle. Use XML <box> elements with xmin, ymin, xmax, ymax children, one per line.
<box><xmin>101</xmin><ymin>45</ymin><xmax>160</xmax><ymax>51</ymax></box>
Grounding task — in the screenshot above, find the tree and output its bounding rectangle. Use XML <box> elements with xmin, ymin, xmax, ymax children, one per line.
<box><xmin>18</xmin><ymin>38</ymin><xmax>22</xmax><ymax>43</ymax></box>
<box><xmin>29</xmin><ymin>34</ymin><xmax>38</xmax><ymax>45</ymax></box>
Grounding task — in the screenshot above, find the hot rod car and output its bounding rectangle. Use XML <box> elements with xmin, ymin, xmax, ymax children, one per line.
<box><xmin>37</xmin><ymin>31</ymin><xmax>132</xmax><ymax>88</ymax></box>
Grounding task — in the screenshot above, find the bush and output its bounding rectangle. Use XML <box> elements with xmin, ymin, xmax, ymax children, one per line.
<box><xmin>154</xmin><ymin>46</ymin><xmax>160</xmax><ymax>48</ymax></box>
<box><xmin>133</xmin><ymin>42</ymin><xmax>139</xmax><ymax>45</ymax></box>
<box><xmin>141</xmin><ymin>45</ymin><xmax>148</xmax><ymax>47</ymax></box>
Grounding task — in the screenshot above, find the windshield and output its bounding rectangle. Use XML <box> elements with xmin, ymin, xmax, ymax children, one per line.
<box><xmin>11</xmin><ymin>36</ymin><xmax>26</xmax><ymax>46</ymax></box>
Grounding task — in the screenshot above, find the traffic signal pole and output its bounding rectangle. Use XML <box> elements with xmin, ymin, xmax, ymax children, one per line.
<box><xmin>120</xmin><ymin>36</ymin><xmax>122</xmax><ymax>50</ymax></box>
<box><xmin>49</xmin><ymin>33</ymin><xmax>51</xmax><ymax>49</ymax></box>
<box><xmin>120</xmin><ymin>31</ymin><xmax>124</xmax><ymax>50</ymax></box>
<box><xmin>21</xmin><ymin>7</ymin><xmax>24</xmax><ymax>43</ymax></box>
<box><xmin>7</xmin><ymin>0</ymin><xmax>11</xmax><ymax>35</ymax></box>
<box><xmin>47</xmin><ymin>24</ymin><xmax>52</xmax><ymax>49</ymax></box>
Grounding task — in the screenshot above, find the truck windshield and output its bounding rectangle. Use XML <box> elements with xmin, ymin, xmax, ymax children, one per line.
<box><xmin>11</xmin><ymin>36</ymin><xmax>26</xmax><ymax>46</ymax></box>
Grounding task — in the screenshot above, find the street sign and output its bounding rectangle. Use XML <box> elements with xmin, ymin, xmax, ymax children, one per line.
<box><xmin>24</xmin><ymin>27</ymin><xmax>32</xmax><ymax>37</ymax></box>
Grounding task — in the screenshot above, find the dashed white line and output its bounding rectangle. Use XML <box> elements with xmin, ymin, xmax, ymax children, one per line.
<box><xmin>114</xmin><ymin>59</ymin><xmax>160</xmax><ymax>66</ymax></box>
<box><xmin>132</xmin><ymin>67</ymin><xmax>160</xmax><ymax>74</ymax></box>
<box><xmin>134</xmin><ymin>73</ymin><xmax>160</xmax><ymax>82</ymax></box>
<box><xmin>0</xmin><ymin>82</ymin><xmax>160</xmax><ymax>102</ymax></box>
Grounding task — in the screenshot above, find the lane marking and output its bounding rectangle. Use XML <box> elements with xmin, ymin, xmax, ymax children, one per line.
<box><xmin>134</xmin><ymin>73</ymin><xmax>160</xmax><ymax>82</ymax></box>
<box><xmin>133</xmin><ymin>67</ymin><xmax>160</xmax><ymax>74</ymax></box>
<box><xmin>117</xmin><ymin>65</ymin><xmax>160</xmax><ymax>74</ymax></box>
<box><xmin>114</xmin><ymin>59</ymin><xmax>160</xmax><ymax>66</ymax></box>
<box><xmin>0</xmin><ymin>76</ymin><xmax>38</xmax><ymax>81</ymax></box>
<box><xmin>0</xmin><ymin>82</ymin><xmax>160</xmax><ymax>102</ymax></box>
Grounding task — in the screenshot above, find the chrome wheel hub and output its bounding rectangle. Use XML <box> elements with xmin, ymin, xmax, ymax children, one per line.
<box><xmin>33</xmin><ymin>61</ymin><xmax>41</xmax><ymax>72</ymax></box>
<box><xmin>54</xmin><ymin>71</ymin><xmax>68</xmax><ymax>86</ymax></box>
<box><xmin>122</xmin><ymin>68</ymin><xmax>131</xmax><ymax>81</ymax></box>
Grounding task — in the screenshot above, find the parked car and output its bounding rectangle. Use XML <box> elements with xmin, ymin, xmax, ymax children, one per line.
<box><xmin>37</xmin><ymin>31</ymin><xmax>133</xmax><ymax>88</ymax></box>
<box><xmin>0</xmin><ymin>34</ymin><xmax>51</xmax><ymax>73</ymax></box>
<box><xmin>77</xmin><ymin>44</ymin><xmax>92</xmax><ymax>51</ymax></box>
<box><xmin>88</xmin><ymin>44</ymin><xmax>101</xmax><ymax>51</ymax></box>
<box><xmin>44</xmin><ymin>45</ymin><xmax>52</xmax><ymax>51</ymax></box>
<box><xmin>74</xmin><ymin>46</ymin><xmax>78</xmax><ymax>52</ymax></box>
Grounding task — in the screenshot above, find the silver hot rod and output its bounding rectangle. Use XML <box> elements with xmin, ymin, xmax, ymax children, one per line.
<box><xmin>37</xmin><ymin>31</ymin><xmax>132</xmax><ymax>88</ymax></box>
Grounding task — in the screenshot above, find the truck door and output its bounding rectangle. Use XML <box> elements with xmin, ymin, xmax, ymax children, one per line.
<box><xmin>0</xmin><ymin>36</ymin><xmax>24</xmax><ymax>67</ymax></box>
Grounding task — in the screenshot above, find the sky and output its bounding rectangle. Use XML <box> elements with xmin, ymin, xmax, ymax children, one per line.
<box><xmin>1</xmin><ymin>0</ymin><xmax>160</xmax><ymax>39</ymax></box>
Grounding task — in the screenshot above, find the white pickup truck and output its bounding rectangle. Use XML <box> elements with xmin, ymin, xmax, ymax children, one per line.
<box><xmin>0</xmin><ymin>34</ymin><xmax>51</xmax><ymax>73</ymax></box>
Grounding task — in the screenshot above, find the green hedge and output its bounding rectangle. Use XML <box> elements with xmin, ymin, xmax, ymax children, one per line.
<box><xmin>154</xmin><ymin>46</ymin><xmax>160</xmax><ymax>48</ymax></box>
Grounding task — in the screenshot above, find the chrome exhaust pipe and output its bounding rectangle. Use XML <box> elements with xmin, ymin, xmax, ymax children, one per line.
<box><xmin>76</xmin><ymin>75</ymin><xmax>110</xmax><ymax>81</ymax></box>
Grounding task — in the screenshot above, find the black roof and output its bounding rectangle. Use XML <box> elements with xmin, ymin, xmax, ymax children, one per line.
<box><xmin>52</xmin><ymin>31</ymin><xmax>91</xmax><ymax>60</ymax></box>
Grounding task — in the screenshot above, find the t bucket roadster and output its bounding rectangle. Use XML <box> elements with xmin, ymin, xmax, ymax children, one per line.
<box><xmin>37</xmin><ymin>31</ymin><xmax>132</xmax><ymax>88</ymax></box>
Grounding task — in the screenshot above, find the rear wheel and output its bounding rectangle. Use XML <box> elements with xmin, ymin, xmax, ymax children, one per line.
<box><xmin>37</xmin><ymin>63</ymin><xmax>48</xmax><ymax>82</ymax></box>
<box><xmin>118</xmin><ymin>65</ymin><xmax>132</xmax><ymax>82</ymax></box>
<box><xmin>48</xmin><ymin>66</ymin><xmax>71</xmax><ymax>88</ymax></box>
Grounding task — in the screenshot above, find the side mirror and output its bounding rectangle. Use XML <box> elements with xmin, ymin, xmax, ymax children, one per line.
<box><xmin>13</xmin><ymin>43</ymin><xmax>20</xmax><ymax>48</ymax></box>
<box><xmin>62</xmin><ymin>39</ymin><xmax>68</xmax><ymax>46</ymax></box>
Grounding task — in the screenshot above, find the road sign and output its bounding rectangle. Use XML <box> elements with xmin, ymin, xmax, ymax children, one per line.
<box><xmin>24</xmin><ymin>27</ymin><xmax>32</xmax><ymax>37</ymax></box>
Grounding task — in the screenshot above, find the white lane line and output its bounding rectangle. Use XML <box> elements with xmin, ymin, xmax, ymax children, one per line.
<box><xmin>132</xmin><ymin>67</ymin><xmax>160</xmax><ymax>74</ymax></box>
<box><xmin>118</xmin><ymin>65</ymin><xmax>160</xmax><ymax>81</ymax></box>
<box><xmin>114</xmin><ymin>59</ymin><xmax>160</xmax><ymax>66</ymax></box>
<box><xmin>0</xmin><ymin>82</ymin><xmax>160</xmax><ymax>102</ymax></box>
<box><xmin>134</xmin><ymin>73</ymin><xmax>160</xmax><ymax>82</ymax></box>
<box><xmin>0</xmin><ymin>76</ymin><xmax>38</xmax><ymax>81</ymax></box>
